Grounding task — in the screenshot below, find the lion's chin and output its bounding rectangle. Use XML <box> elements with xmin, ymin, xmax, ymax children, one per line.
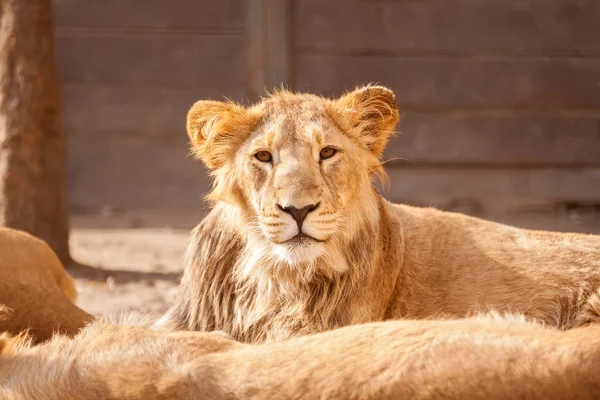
<box><xmin>272</xmin><ymin>241</ymin><xmax>326</xmax><ymax>265</ymax></box>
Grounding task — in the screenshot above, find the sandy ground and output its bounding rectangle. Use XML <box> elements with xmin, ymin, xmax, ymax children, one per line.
<box><xmin>66</xmin><ymin>212</ymin><xmax>197</xmax><ymax>319</ymax></box>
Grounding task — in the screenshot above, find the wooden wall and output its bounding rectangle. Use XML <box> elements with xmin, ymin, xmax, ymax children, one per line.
<box><xmin>53</xmin><ymin>0</ymin><xmax>600</xmax><ymax>232</ymax></box>
<box><xmin>53</xmin><ymin>0</ymin><xmax>246</xmax><ymax>215</ymax></box>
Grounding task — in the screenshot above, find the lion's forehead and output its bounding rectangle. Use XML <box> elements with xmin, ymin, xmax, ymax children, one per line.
<box><xmin>255</xmin><ymin>114</ymin><xmax>339</xmax><ymax>152</ymax></box>
<box><xmin>257</xmin><ymin>95</ymin><xmax>338</xmax><ymax>137</ymax></box>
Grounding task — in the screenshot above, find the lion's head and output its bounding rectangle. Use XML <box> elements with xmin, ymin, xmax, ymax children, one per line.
<box><xmin>186</xmin><ymin>85</ymin><xmax>399</xmax><ymax>268</ymax></box>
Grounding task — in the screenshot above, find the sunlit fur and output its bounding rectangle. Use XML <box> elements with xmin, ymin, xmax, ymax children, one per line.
<box><xmin>0</xmin><ymin>228</ymin><xmax>93</xmax><ymax>342</ymax></box>
<box><xmin>3</xmin><ymin>313</ymin><xmax>600</xmax><ymax>399</ymax></box>
<box><xmin>2</xmin><ymin>263</ymin><xmax>600</xmax><ymax>399</ymax></box>
<box><xmin>159</xmin><ymin>85</ymin><xmax>600</xmax><ymax>343</ymax></box>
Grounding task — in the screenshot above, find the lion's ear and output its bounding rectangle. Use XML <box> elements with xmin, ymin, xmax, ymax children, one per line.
<box><xmin>186</xmin><ymin>100</ymin><xmax>256</xmax><ymax>170</ymax></box>
<box><xmin>331</xmin><ymin>85</ymin><xmax>399</xmax><ymax>158</ymax></box>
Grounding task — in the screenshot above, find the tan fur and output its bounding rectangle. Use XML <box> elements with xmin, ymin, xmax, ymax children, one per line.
<box><xmin>160</xmin><ymin>85</ymin><xmax>600</xmax><ymax>343</ymax></box>
<box><xmin>0</xmin><ymin>227</ymin><xmax>93</xmax><ymax>342</ymax></box>
<box><xmin>2</xmin><ymin>314</ymin><xmax>600</xmax><ymax>399</ymax></box>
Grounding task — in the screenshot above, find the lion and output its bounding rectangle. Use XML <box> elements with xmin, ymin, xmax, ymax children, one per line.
<box><xmin>0</xmin><ymin>227</ymin><xmax>93</xmax><ymax>342</ymax></box>
<box><xmin>157</xmin><ymin>85</ymin><xmax>600</xmax><ymax>343</ymax></box>
<box><xmin>1</xmin><ymin>313</ymin><xmax>600</xmax><ymax>399</ymax></box>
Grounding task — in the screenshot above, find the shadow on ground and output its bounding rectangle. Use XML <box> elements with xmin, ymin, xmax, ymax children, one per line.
<box><xmin>67</xmin><ymin>261</ymin><xmax>180</xmax><ymax>285</ymax></box>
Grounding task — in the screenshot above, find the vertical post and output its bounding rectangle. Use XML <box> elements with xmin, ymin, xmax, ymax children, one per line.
<box><xmin>246</xmin><ymin>0</ymin><xmax>291</xmax><ymax>102</ymax></box>
<box><xmin>0</xmin><ymin>0</ymin><xmax>71</xmax><ymax>263</ymax></box>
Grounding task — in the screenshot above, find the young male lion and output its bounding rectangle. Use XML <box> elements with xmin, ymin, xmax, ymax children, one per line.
<box><xmin>159</xmin><ymin>85</ymin><xmax>600</xmax><ymax>343</ymax></box>
<box><xmin>2</xmin><ymin>314</ymin><xmax>600</xmax><ymax>399</ymax></box>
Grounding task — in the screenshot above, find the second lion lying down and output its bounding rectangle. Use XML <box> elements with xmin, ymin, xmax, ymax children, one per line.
<box><xmin>2</xmin><ymin>314</ymin><xmax>600</xmax><ymax>400</ymax></box>
<box><xmin>159</xmin><ymin>85</ymin><xmax>600</xmax><ymax>342</ymax></box>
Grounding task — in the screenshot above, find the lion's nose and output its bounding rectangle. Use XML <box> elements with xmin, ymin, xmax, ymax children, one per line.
<box><xmin>277</xmin><ymin>202</ymin><xmax>320</xmax><ymax>230</ymax></box>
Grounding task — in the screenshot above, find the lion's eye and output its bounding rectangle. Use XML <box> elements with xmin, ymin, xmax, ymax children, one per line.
<box><xmin>254</xmin><ymin>151</ymin><xmax>272</xmax><ymax>163</ymax></box>
<box><xmin>320</xmin><ymin>147</ymin><xmax>337</xmax><ymax>160</ymax></box>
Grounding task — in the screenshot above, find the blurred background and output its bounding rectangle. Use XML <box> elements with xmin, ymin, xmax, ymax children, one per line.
<box><xmin>2</xmin><ymin>0</ymin><xmax>599</xmax><ymax>316</ymax></box>
<box><xmin>54</xmin><ymin>0</ymin><xmax>600</xmax><ymax>233</ymax></box>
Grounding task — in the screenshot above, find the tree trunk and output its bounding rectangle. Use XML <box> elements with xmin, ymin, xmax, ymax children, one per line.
<box><xmin>0</xmin><ymin>0</ymin><xmax>71</xmax><ymax>263</ymax></box>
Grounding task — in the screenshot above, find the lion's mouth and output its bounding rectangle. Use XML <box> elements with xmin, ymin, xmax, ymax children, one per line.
<box><xmin>284</xmin><ymin>233</ymin><xmax>325</xmax><ymax>245</ymax></box>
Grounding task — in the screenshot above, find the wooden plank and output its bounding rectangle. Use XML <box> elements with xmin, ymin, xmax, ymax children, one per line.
<box><xmin>68</xmin><ymin>135</ymin><xmax>211</xmax><ymax>210</ymax></box>
<box><xmin>294</xmin><ymin>0</ymin><xmax>600</xmax><ymax>52</ymax></box>
<box><xmin>382</xmin><ymin>166</ymin><xmax>600</xmax><ymax>211</ymax></box>
<box><xmin>55</xmin><ymin>33</ymin><xmax>246</xmax><ymax>88</ymax></box>
<box><xmin>385</xmin><ymin>114</ymin><xmax>600</xmax><ymax>165</ymax></box>
<box><xmin>294</xmin><ymin>55</ymin><xmax>600</xmax><ymax>108</ymax></box>
<box><xmin>246</xmin><ymin>0</ymin><xmax>292</xmax><ymax>100</ymax></box>
<box><xmin>53</xmin><ymin>0</ymin><xmax>244</xmax><ymax>31</ymax></box>
<box><xmin>61</xmin><ymin>86</ymin><xmax>248</xmax><ymax>135</ymax></box>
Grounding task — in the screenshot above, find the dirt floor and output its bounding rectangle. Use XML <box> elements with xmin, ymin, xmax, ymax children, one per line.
<box><xmin>66</xmin><ymin>211</ymin><xmax>199</xmax><ymax>319</ymax></box>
